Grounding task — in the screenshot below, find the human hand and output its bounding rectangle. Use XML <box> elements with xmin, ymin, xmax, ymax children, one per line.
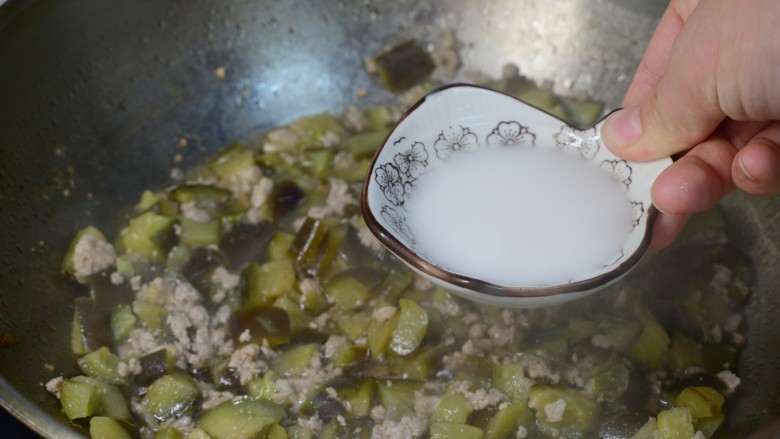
<box><xmin>600</xmin><ymin>0</ymin><xmax>780</xmax><ymax>249</ymax></box>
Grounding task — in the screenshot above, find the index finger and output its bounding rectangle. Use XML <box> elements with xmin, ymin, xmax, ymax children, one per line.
<box><xmin>623</xmin><ymin>0</ymin><xmax>700</xmax><ymax>107</ymax></box>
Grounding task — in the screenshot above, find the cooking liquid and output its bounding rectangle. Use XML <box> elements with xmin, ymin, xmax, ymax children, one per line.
<box><xmin>405</xmin><ymin>147</ymin><xmax>633</xmax><ymax>286</ymax></box>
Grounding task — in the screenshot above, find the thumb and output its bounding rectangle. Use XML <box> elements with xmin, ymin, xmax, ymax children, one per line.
<box><xmin>601</xmin><ymin>73</ymin><xmax>725</xmax><ymax>161</ymax></box>
<box><xmin>601</xmin><ymin>17</ymin><xmax>725</xmax><ymax>161</ymax></box>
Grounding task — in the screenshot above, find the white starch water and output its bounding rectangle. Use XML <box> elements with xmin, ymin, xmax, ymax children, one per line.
<box><xmin>405</xmin><ymin>147</ymin><xmax>632</xmax><ymax>286</ymax></box>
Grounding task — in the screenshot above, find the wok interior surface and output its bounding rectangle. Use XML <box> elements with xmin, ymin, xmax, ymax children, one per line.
<box><xmin>0</xmin><ymin>0</ymin><xmax>777</xmax><ymax>437</ymax></box>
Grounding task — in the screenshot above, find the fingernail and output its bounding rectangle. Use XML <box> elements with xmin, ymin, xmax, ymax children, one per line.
<box><xmin>651</xmin><ymin>196</ymin><xmax>671</xmax><ymax>215</ymax></box>
<box><xmin>601</xmin><ymin>106</ymin><xmax>642</xmax><ymax>149</ymax></box>
<box><xmin>737</xmin><ymin>155</ymin><xmax>757</xmax><ymax>181</ymax></box>
<box><xmin>650</xmin><ymin>182</ymin><xmax>671</xmax><ymax>215</ymax></box>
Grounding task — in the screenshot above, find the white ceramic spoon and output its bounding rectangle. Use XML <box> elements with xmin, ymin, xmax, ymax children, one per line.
<box><xmin>361</xmin><ymin>84</ymin><xmax>672</xmax><ymax>308</ymax></box>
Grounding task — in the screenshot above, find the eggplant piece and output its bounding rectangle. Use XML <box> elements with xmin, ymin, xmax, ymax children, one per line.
<box><xmin>230</xmin><ymin>306</ymin><xmax>291</xmax><ymax>347</ymax></box>
<box><xmin>271</xmin><ymin>344</ymin><xmax>319</xmax><ymax>377</ymax></box>
<box><xmin>182</xmin><ymin>247</ymin><xmax>227</xmax><ymax>291</ymax></box>
<box><xmin>268</xmin><ymin>180</ymin><xmax>305</xmax><ymax>219</ymax></box>
<box><xmin>267</xmin><ymin>231</ymin><xmax>295</xmax><ymax>261</ymax></box>
<box><xmin>218</xmin><ymin>368</ymin><xmax>243</xmax><ymax>393</ymax></box>
<box><xmin>628</xmin><ymin>304</ymin><xmax>671</xmax><ymax>370</ymax></box>
<box><xmin>190</xmin><ymin>367</ymin><xmax>213</xmax><ymax>384</ymax></box>
<box><xmin>244</xmin><ymin>260</ymin><xmax>296</xmax><ymax>306</ymax></box>
<box><xmin>72</xmin><ymin>297</ymin><xmax>112</xmax><ymax>355</ymax></box>
<box><xmin>388</xmin><ymin>298</ymin><xmax>429</xmax><ymax>357</ymax></box>
<box><xmin>324</xmin><ymin>377</ymin><xmax>376</xmax><ymax>419</ymax></box>
<box><xmin>300</xmin><ymin>390</ymin><xmax>344</xmax><ymax>422</ymax></box>
<box><xmin>343</xmin><ymin>130</ymin><xmax>388</xmax><ymax>159</ymax></box>
<box><xmin>303</xmin><ymin>147</ymin><xmax>333</xmax><ymax>178</ymax></box>
<box><xmin>88</xmin><ymin>271</ymin><xmax>135</xmax><ymax>311</ymax></box>
<box><xmin>157</xmin><ymin>198</ymin><xmax>180</xmax><ymax>218</ymax></box>
<box><xmin>656</xmin><ymin>376</ymin><xmax>728</xmax><ymax>415</ymax></box>
<box><xmin>63</xmin><ymin>376</ymin><xmax>131</xmax><ymax>421</ymax></box>
<box><xmin>335</xmin><ymin>267</ymin><xmax>388</xmax><ymax>291</ymax></box>
<box><xmin>210</xmin><ymin>143</ymin><xmax>256</xmax><ymax>181</ymax></box>
<box><xmin>313</xmin><ymin>223</ymin><xmax>349</xmax><ymax>276</ymax></box>
<box><xmin>291</xmin><ymin>327</ymin><xmax>331</xmax><ymax>345</ymax></box>
<box><xmin>109</xmin><ymin>305</ymin><xmax>138</xmax><ymax>342</ymax></box>
<box><xmin>432</xmin><ymin>393</ymin><xmax>472</xmax><ymax>424</ymax></box>
<box><xmin>319</xmin><ymin>272</ymin><xmax>366</xmax><ymax>312</ymax></box>
<box><xmin>135</xmin><ymin>348</ymin><xmax>171</xmax><ymax>387</ymax></box>
<box><xmin>77</xmin><ymin>346</ymin><xmax>124</xmax><ymax>385</ymax></box>
<box><xmin>89</xmin><ymin>417</ymin><xmax>132</xmax><ymax>439</ymax></box>
<box><xmin>618</xmin><ymin>362</ymin><xmax>652</xmax><ymax>412</ymax></box>
<box><xmin>197</xmin><ymin>396</ymin><xmax>284</xmax><ymax>439</ymax></box>
<box><xmin>469</xmin><ymin>407</ymin><xmax>498</xmax><ymax>431</ymax></box>
<box><xmin>377</xmin><ymin>379</ymin><xmax>423</xmax><ymax>421</ymax></box>
<box><xmin>142</xmin><ymin>373</ymin><xmax>199</xmax><ymax>420</ymax></box>
<box><xmin>331</xmin><ymin>345</ymin><xmax>367</xmax><ymax>370</ymax></box>
<box><xmin>291</xmin><ymin>217</ymin><xmax>327</xmax><ymax>273</ymax></box>
<box><xmin>524</xmin><ymin>330</ymin><xmax>570</xmax><ymax>366</ymax></box>
<box><xmin>588</xmin><ymin>361</ymin><xmax>630</xmax><ymax>403</ymax></box>
<box><xmin>220</xmin><ymin>222</ymin><xmax>275</xmax><ymax>268</ymax></box>
<box><xmin>132</xmin><ymin>301</ymin><xmax>167</xmax><ymax>332</ymax></box>
<box><xmin>290</xmin><ymin>113</ymin><xmax>345</xmax><ymax>144</ymax></box>
<box><xmin>668</xmin><ymin>372</ymin><xmax>728</xmax><ymax>395</ymax></box>
<box><xmin>179</xmin><ymin>217</ymin><xmax>222</xmax><ymax>247</ymax></box>
<box><xmin>292</xmin><ymin>219</ymin><xmax>349</xmax><ymax>276</ymax></box>
<box><xmin>382</xmin><ymin>345</ymin><xmax>444</xmax><ymax>381</ymax></box>
<box><xmin>119</xmin><ymin>212</ymin><xmax>177</xmax><ymax>263</ymax></box>
<box><xmin>596</xmin><ymin>316</ymin><xmax>643</xmax><ymax>353</ymax></box>
<box><xmin>170</xmin><ymin>184</ymin><xmax>230</xmax><ymax>208</ymax></box>
<box><xmin>529</xmin><ymin>386</ymin><xmax>601</xmax><ymax>438</ymax></box>
<box><xmin>375</xmin><ymin>263</ymin><xmax>414</xmax><ymax>300</ymax></box>
<box><xmin>375</xmin><ymin>40</ymin><xmax>435</xmax><ymax>92</ymax></box>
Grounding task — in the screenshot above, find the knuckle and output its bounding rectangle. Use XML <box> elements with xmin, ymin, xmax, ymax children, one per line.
<box><xmin>647</xmin><ymin>90</ymin><xmax>686</xmax><ymax>140</ymax></box>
